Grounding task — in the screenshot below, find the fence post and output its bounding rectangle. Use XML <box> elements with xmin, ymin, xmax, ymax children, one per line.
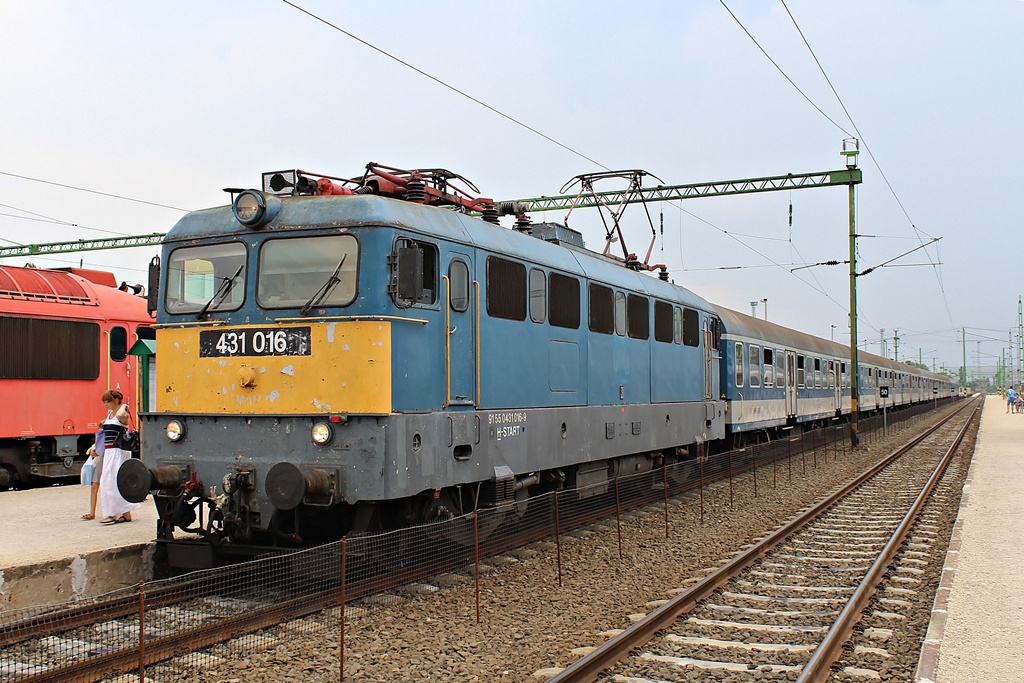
<box><xmin>614</xmin><ymin>475</ymin><xmax>623</xmax><ymax>561</ymax></box>
<box><xmin>473</xmin><ymin>510</ymin><xmax>481</xmax><ymax>623</ymax></box>
<box><xmin>752</xmin><ymin>444</ymin><xmax>758</xmax><ymax>498</ymax></box>
<box><xmin>663</xmin><ymin>465</ymin><xmax>670</xmax><ymax>539</ymax></box>
<box><xmin>138</xmin><ymin>581</ymin><xmax>145</xmax><ymax>681</ymax></box>
<box><xmin>553</xmin><ymin>491</ymin><xmax>563</xmax><ymax>587</ymax></box>
<box><xmin>698</xmin><ymin>451</ymin><xmax>705</xmax><ymax>525</ymax></box>
<box><xmin>340</xmin><ymin>537</ymin><xmax>347</xmax><ymax>682</ymax></box>
<box><xmin>728</xmin><ymin>449</ymin><xmax>733</xmax><ymax>508</ymax></box>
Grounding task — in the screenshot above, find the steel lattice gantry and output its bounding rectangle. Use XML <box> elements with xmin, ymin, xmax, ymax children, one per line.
<box><xmin>506</xmin><ymin>168</ymin><xmax>861</xmax><ymax>213</ymax></box>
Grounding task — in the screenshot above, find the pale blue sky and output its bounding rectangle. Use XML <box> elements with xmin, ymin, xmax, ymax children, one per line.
<box><xmin>2</xmin><ymin>1</ymin><xmax>1021</xmax><ymax>375</ymax></box>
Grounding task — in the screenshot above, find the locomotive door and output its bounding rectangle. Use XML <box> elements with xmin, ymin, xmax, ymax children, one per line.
<box><xmin>785</xmin><ymin>350</ymin><xmax>797</xmax><ymax>417</ymax></box>
<box><xmin>444</xmin><ymin>254</ymin><xmax>476</xmax><ymax>407</ymax></box>
<box><xmin>703</xmin><ymin>319</ymin><xmax>713</xmax><ymax>399</ymax></box>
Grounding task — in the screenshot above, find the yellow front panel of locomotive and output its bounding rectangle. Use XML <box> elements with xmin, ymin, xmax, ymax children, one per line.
<box><xmin>155</xmin><ymin>322</ymin><xmax>391</xmax><ymax>414</ymax></box>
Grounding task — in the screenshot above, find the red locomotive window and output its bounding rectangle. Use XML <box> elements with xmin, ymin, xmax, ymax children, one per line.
<box><xmin>110</xmin><ymin>326</ymin><xmax>128</xmax><ymax>362</ymax></box>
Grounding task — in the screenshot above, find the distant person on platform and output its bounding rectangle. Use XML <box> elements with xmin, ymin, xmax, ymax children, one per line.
<box><xmin>1007</xmin><ymin>387</ymin><xmax>1016</xmax><ymax>414</ymax></box>
<box><xmin>95</xmin><ymin>390</ymin><xmax>141</xmax><ymax>524</ymax></box>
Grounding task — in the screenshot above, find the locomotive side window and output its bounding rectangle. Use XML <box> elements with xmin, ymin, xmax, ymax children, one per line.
<box><xmin>762</xmin><ymin>348</ymin><xmax>774</xmax><ymax>387</ymax></box>
<box><xmin>486</xmin><ymin>256</ymin><xmax>526</xmax><ymax>321</ymax></box>
<box><xmin>748</xmin><ymin>345</ymin><xmax>761</xmax><ymax>387</ymax></box>
<box><xmin>110</xmin><ymin>326</ymin><xmax>128</xmax><ymax>362</ymax></box>
<box><xmin>653</xmin><ymin>300</ymin><xmax>673</xmax><ymax>343</ymax></box>
<box><xmin>530</xmin><ymin>268</ymin><xmax>546</xmax><ymax>323</ymax></box>
<box><xmin>682</xmin><ymin>307</ymin><xmax>699</xmax><ymax>347</ymax></box>
<box><xmin>136</xmin><ymin>326</ymin><xmax>155</xmax><ymax>341</ymax></box>
<box><xmin>626</xmin><ymin>294</ymin><xmax>649</xmax><ymax>339</ymax></box>
<box><xmin>614</xmin><ymin>291</ymin><xmax>626</xmax><ymax>336</ymax></box>
<box><xmin>0</xmin><ymin>316</ymin><xmax>99</xmax><ymax>380</ymax></box>
<box><xmin>165</xmin><ymin>242</ymin><xmax>247</xmax><ymax>314</ymax></box>
<box><xmin>588</xmin><ymin>283</ymin><xmax>613</xmax><ymax>334</ymax></box>
<box><xmin>673</xmin><ymin>307</ymin><xmax>683</xmax><ymax>344</ymax></box>
<box><xmin>259</xmin><ymin>234</ymin><xmax>359</xmax><ymax>310</ymax></box>
<box><xmin>797</xmin><ymin>355</ymin><xmax>805</xmax><ymax>387</ymax></box>
<box><xmin>390</xmin><ymin>238</ymin><xmax>436</xmax><ymax>306</ymax></box>
<box><xmin>734</xmin><ymin>342</ymin><xmax>744</xmax><ymax>387</ymax></box>
<box><xmin>448</xmin><ymin>260</ymin><xmax>469</xmax><ymax>312</ymax></box>
<box><xmin>549</xmin><ymin>273</ymin><xmax>580</xmax><ymax>329</ymax></box>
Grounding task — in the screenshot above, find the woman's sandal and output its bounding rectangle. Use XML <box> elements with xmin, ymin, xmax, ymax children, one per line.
<box><xmin>101</xmin><ymin>515</ymin><xmax>132</xmax><ymax>525</ymax></box>
<box><xmin>81</xmin><ymin>514</ymin><xmax>95</xmax><ymax>520</ymax></box>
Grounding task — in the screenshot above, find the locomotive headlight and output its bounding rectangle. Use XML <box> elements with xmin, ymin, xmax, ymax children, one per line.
<box><xmin>311</xmin><ymin>422</ymin><xmax>333</xmax><ymax>446</ymax></box>
<box><xmin>166</xmin><ymin>420</ymin><xmax>186</xmax><ymax>442</ymax></box>
<box><xmin>233</xmin><ymin>190</ymin><xmax>266</xmax><ymax>226</ymax></box>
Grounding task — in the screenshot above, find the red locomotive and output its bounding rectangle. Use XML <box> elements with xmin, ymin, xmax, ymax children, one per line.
<box><xmin>0</xmin><ymin>264</ymin><xmax>152</xmax><ymax>488</ymax></box>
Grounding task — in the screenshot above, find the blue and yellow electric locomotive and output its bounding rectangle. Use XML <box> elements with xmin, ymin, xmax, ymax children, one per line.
<box><xmin>120</xmin><ymin>165</ymin><xmax>727</xmax><ymax>567</ymax></box>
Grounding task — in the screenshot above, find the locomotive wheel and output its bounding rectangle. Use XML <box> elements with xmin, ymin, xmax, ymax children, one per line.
<box><xmin>422</xmin><ymin>489</ymin><xmax>504</xmax><ymax>546</ymax></box>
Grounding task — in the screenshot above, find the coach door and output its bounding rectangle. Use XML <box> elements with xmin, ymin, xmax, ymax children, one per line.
<box><xmin>785</xmin><ymin>350</ymin><xmax>798</xmax><ymax>417</ymax></box>
<box><xmin>444</xmin><ymin>254</ymin><xmax>476</xmax><ymax>407</ymax></box>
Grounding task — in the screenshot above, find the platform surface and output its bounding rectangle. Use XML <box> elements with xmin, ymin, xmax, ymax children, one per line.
<box><xmin>922</xmin><ymin>395</ymin><xmax>1024</xmax><ymax>682</ymax></box>
<box><xmin>0</xmin><ymin>483</ymin><xmax>157</xmax><ymax>569</ymax></box>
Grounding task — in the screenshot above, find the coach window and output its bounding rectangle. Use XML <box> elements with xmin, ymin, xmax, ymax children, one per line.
<box><xmin>829</xmin><ymin>361</ymin><xmax>836</xmax><ymax>387</ymax></box>
<box><xmin>654</xmin><ymin>300</ymin><xmax>673</xmax><ymax>343</ymax></box>
<box><xmin>549</xmin><ymin>273</ymin><xmax>580</xmax><ymax>329</ymax></box>
<box><xmin>614</xmin><ymin>291</ymin><xmax>626</xmax><ymax>336</ymax></box>
<box><xmin>814</xmin><ymin>358</ymin><xmax>822</xmax><ymax>388</ymax></box>
<box><xmin>735</xmin><ymin>342</ymin><xmax>744</xmax><ymax>387</ymax></box>
<box><xmin>165</xmin><ymin>241</ymin><xmax>247</xmax><ymax>315</ymax></box>
<box><xmin>529</xmin><ymin>268</ymin><xmax>546</xmax><ymax>323</ymax></box>
<box><xmin>673</xmin><ymin>307</ymin><xmax>683</xmax><ymax>344</ymax></box>
<box><xmin>682</xmin><ymin>307</ymin><xmax>699</xmax><ymax>347</ymax></box>
<box><xmin>260</xmin><ymin>234</ymin><xmax>359</xmax><ymax>310</ymax></box>
<box><xmin>749</xmin><ymin>345</ymin><xmax>761</xmax><ymax>387</ymax></box>
<box><xmin>588</xmin><ymin>283</ymin><xmax>613</xmax><ymax>333</ymax></box>
<box><xmin>776</xmin><ymin>350</ymin><xmax>784</xmax><ymax>386</ymax></box>
<box><xmin>797</xmin><ymin>355</ymin><xmax>805</xmax><ymax>387</ymax></box>
<box><xmin>841</xmin><ymin>362</ymin><xmax>848</xmax><ymax>388</ymax></box>
<box><xmin>627</xmin><ymin>294</ymin><xmax>649</xmax><ymax>339</ymax></box>
<box><xmin>448</xmin><ymin>260</ymin><xmax>469</xmax><ymax>312</ymax></box>
<box><xmin>486</xmin><ymin>256</ymin><xmax>527</xmax><ymax>320</ymax></box>
<box><xmin>763</xmin><ymin>348</ymin><xmax>774</xmax><ymax>387</ymax></box>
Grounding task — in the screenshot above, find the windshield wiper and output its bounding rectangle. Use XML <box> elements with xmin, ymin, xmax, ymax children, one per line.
<box><xmin>300</xmin><ymin>254</ymin><xmax>347</xmax><ymax>316</ymax></box>
<box><xmin>196</xmin><ymin>265</ymin><xmax>243</xmax><ymax>321</ymax></box>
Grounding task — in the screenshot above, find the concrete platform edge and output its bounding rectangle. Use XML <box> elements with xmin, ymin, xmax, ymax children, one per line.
<box><xmin>0</xmin><ymin>542</ymin><xmax>156</xmax><ymax>613</ymax></box>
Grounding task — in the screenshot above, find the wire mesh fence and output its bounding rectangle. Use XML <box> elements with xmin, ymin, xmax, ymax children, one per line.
<box><xmin>0</xmin><ymin>397</ymin><xmax>956</xmax><ymax>682</ymax></box>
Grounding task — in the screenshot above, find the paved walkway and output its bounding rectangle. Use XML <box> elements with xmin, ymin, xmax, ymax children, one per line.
<box><xmin>0</xmin><ymin>483</ymin><xmax>156</xmax><ymax>569</ymax></box>
<box><xmin>919</xmin><ymin>395</ymin><xmax>1024</xmax><ymax>682</ymax></box>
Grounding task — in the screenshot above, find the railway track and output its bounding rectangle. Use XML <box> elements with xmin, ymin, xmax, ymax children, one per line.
<box><xmin>547</xmin><ymin>398</ymin><xmax>979</xmax><ymax>683</ymax></box>
<box><xmin>0</xmin><ymin>403</ymin><xmax>956</xmax><ymax>682</ymax></box>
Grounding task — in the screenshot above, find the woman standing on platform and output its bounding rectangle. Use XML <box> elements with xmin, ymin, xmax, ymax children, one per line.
<box><xmin>97</xmin><ymin>390</ymin><xmax>141</xmax><ymax>525</ymax></box>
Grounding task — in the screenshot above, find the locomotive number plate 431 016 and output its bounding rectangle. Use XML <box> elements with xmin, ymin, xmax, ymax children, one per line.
<box><xmin>199</xmin><ymin>327</ymin><xmax>311</xmax><ymax>358</ymax></box>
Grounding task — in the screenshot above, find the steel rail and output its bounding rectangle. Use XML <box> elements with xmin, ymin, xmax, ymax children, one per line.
<box><xmin>797</xmin><ymin>400</ymin><xmax>980</xmax><ymax>682</ymax></box>
<box><xmin>547</xmin><ymin>398</ymin><xmax>977</xmax><ymax>683</ymax></box>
